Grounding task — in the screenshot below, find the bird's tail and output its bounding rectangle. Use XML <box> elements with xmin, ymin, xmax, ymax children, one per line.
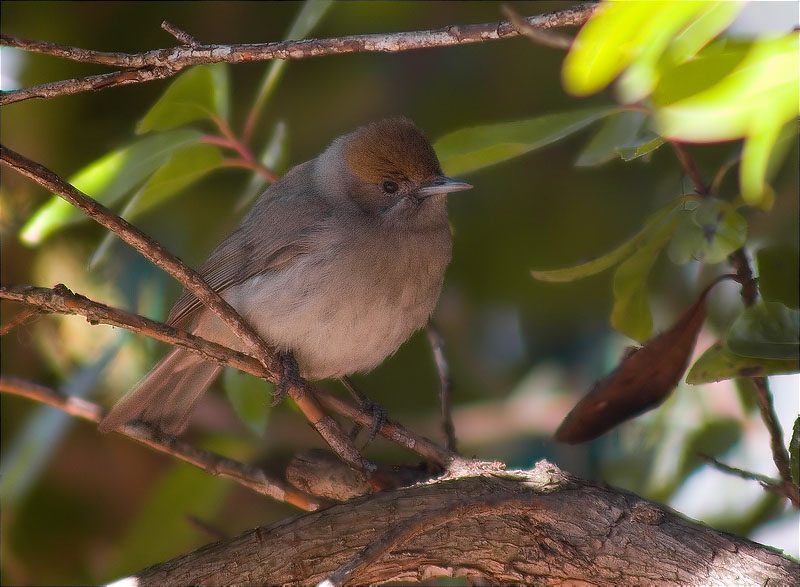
<box><xmin>98</xmin><ymin>348</ymin><xmax>221</xmax><ymax>436</ymax></box>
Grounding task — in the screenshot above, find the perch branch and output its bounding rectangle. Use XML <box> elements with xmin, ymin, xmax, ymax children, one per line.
<box><xmin>116</xmin><ymin>461</ymin><xmax>800</xmax><ymax>586</ymax></box>
<box><xmin>0</xmin><ymin>283</ymin><xmax>459</xmax><ymax>467</ymax></box>
<box><xmin>0</xmin><ymin>144</ymin><xmax>373</xmax><ymax>476</ymax></box>
<box><xmin>0</xmin><ymin>376</ymin><xmax>322</xmax><ymax>511</ymax></box>
<box><xmin>0</xmin><ymin>3</ymin><xmax>597</xmax><ymax>105</ymax></box>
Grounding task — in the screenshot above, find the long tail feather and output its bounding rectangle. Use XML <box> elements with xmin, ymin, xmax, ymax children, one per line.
<box><xmin>99</xmin><ymin>348</ymin><xmax>220</xmax><ymax>435</ymax></box>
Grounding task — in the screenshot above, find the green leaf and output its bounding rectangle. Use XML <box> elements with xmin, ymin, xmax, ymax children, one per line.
<box><xmin>727</xmin><ymin>302</ymin><xmax>800</xmax><ymax>360</ymax></box>
<box><xmin>575</xmin><ymin>110</ymin><xmax>648</xmax><ymax>166</ymax></box>
<box><xmin>686</xmin><ymin>341</ymin><xmax>799</xmax><ymax>384</ymax></box>
<box><xmin>87</xmin><ymin>143</ymin><xmax>223</xmax><ymax>268</ymax></box>
<box><xmin>756</xmin><ymin>245</ymin><xmax>800</xmax><ymax>309</ymax></box>
<box><xmin>137</xmin><ymin>64</ymin><xmax>230</xmax><ymax>134</ymax></box>
<box><xmin>532</xmin><ymin>197</ymin><xmax>693</xmax><ymax>282</ymax></box>
<box><xmin>790</xmin><ymin>417</ymin><xmax>800</xmax><ymax>486</ymax></box>
<box><xmin>611</xmin><ymin>214</ymin><xmax>683</xmax><ymax>341</ymax></box>
<box><xmin>134</xmin><ymin>143</ymin><xmax>223</xmax><ymax>216</ymax></box>
<box><xmin>562</xmin><ymin>1</ymin><xmax>706</xmax><ymax>98</ymax></box>
<box><xmin>616</xmin><ymin>134</ymin><xmax>665</xmax><ymax>161</ymax></box>
<box><xmin>223</xmin><ymin>367</ymin><xmax>272</xmax><ymax>437</ymax></box>
<box><xmin>667</xmin><ymin>198</ymin><xmax>746</xmax><ymax>265</ymax></box>
<box><xmin>247</xmin><ymin>0</ymin><xmax>334</xmax><ymax>120</ymax></box>
<box><xmin>434</xmin><ymin>106</ymin><xmax>617</xmax><ymax>176</ymax></box>
<box><xmin>19</xmin><ymin>130</ymin><xmax>202</xmax><ymax>245</ymax></box>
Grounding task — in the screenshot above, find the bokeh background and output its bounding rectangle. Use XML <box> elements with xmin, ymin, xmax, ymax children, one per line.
<box><xmin>1</xmin><ymin>2</ymin><xmax>798</xmax><ymax>584</ymax></box>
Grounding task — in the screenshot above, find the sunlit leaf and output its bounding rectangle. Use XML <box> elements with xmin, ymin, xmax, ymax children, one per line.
<box><xmin>727</xmin><ymin>302</ymin><xmax>800</xmax><ymax>360</ymax></box>
<box><xmin>88</xmin><ymin>143</ymin><xmax>223</xmax><ymax>267</ymax></box>
<box><xmin>667</xmin><ymin>198</ymin><xmax>746</xmax><ymax>265</ymax></box>
<box><xmin>19</xmin><ymin>130</ymin><xmax>202</xmax><ymax>245</ymax></box>
<box><xmin>687</xmin><ymin>341</ymin><xmax>799</xmax><ymax>384</ymax></box>
<box><xmin>223</xmin><ymin>367</ymin><xmax>272</xmax><ymax>438</ymax></box>
<box><xmin>137</xmin><ymin>64</ymin><xmax>230</xmax><ymax>134</ymax></box>
<box><xmin>756</xmin><ymin>245</ymin><xmax>799</xmax><ymax>309</ymax></box>
<box><xmin>654</xmin><ymin>33</ymin><xmax>799</xmax><ymax>142</ymax></box>
<box><xmin>532</xmin><ymin>197</ymin><xmax>692</xmax><ymax>282</ymax></box>
<box><xmin>575</xmin><ymin>110</ymin><xmax>648</xmax><ymax>166</ymax></box>
<box><xmin>611</xmin><ymin>214</ymin><xmax>683</xmax><ymax>341</ymax></box>
<box><xmin>434</xmin><ymin>106</ymin><xmax>617</xmax><ymax>176</ymax></box>
<box><xmin>563</xmin><ymin>1</ymin><xmax>706</xmax><ymax>98</ymax></box>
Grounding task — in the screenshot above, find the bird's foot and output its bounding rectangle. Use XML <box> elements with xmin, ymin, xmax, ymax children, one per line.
<box><xmin>272</xmin><ymin>351</ymin><xmax>304</xmax><ymax>406</ymax></box>
<box><xmin>341</xmin><ymin>376</ymin><xmax>387</xmax><ymax>444</ymax></box>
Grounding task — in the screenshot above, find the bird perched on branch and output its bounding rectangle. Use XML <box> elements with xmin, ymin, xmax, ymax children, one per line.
<box><xmin>100</xmin><ymin>117</ymin><xmax>471</xmax><ymax>435</ymax></box>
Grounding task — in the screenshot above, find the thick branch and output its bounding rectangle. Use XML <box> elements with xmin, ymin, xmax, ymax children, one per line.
<box><xmin>0</xmin><ymin>3</ymin><xmax>596</xmax><ymax>105</ymax></box>
<box><xmin>0</xmin><ymin>145</ymin><xmax>371</xmax><ymax>475</ymax></box>
<box><xmin>0</xmin><ymin>283</ymin><xmax>458</xmax><ymax>466</ymax></box>
<box><xmin>121</xmin><ymin>461</ymin><xmax>800</xmax><ymax>586</ymax></box>
<box><xmin>0</xmin><ymin>376</ymin><xmax>321</xmax><ymax>511</ymax></box>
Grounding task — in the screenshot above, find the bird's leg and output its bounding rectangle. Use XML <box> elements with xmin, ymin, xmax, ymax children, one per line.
<box><xmin>272</xmin><ymin>350</ymin><xmax>304</xmax><ymax>406</ymax></box>
<box><xmin>340</xmin><ymin>376</ymin><xmax>387</xmax><ymax>443</ymax></box>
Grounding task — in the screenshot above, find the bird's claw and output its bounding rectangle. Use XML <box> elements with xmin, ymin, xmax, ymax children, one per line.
<box><xmin>272</xmin><ymin>351</ymin><xmax>303</xmax><ymax>406</ymax></box>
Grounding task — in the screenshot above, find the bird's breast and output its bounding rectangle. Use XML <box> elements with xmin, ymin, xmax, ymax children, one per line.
<box><xmin>224</xmin><ymin>220</ymin><xmax>453</xmax><ymax>380</ymax></box>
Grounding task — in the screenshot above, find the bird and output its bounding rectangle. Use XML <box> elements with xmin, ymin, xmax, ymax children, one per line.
<box><xmin>99</xmin><ymin>117</ymin><xmax>472</xmax><ymax>436</ymax></box>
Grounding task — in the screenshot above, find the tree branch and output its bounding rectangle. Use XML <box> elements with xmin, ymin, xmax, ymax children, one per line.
<box><xmin>117</xmin><ymin>461</ymin><xmax>800</xmax><ymax>586</ymax></box>
<box><xmin>0</xmin><ymin>283</ymin><xmax>459</xmax><ymax>467</ymax></box>
<box><xmin>0</xmin><ymin>3</ymin><xmax>597</xmax><ymax>105</ymax></box>
<box><xmin>0</xmin><ymin>376</ymin><xmax>322</xmax><ymax>511</ymax></box>
<box><xmin>0</xmin><ymin>144</ymin><xmax>373</xmax><ymax>476</ymax></box>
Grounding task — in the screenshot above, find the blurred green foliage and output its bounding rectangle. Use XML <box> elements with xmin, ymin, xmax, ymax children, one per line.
<box><xmin>1</xmin><ymin>1</ymin><xmax>798</xmax><ymax>584</ymax></box>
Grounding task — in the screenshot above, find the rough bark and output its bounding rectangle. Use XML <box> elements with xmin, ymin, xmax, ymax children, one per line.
<box><xmin>124</xmin><ymin>461</ymin><xmax>799</xmax><ymax>586</ymax></box>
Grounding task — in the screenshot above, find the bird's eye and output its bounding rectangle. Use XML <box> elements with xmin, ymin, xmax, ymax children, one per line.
<box><xmin>382</xmin><ymin>180</ymin><xmax>399</xmax><ymax>194</ymax></box>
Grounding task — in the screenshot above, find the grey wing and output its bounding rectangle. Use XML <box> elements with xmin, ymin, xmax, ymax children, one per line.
<box><xmin>167</xmin><ymin>162</ymin><xmax>331</xmax><ymax>328</ymax></box>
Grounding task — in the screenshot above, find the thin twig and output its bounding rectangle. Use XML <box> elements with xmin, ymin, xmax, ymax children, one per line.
<box><xmin>161</xmin><ymin>21</ymin><xmax>200</xmax><ymax>47</ymax></box>
<box><xmin>0</xmin><ymin>3</ymin><xmax>597</xmax><ymax>106</ymax></box>
<box><xmin>669</xmin><ymin>143</ymin><xmax>796</xmax><ymax>507</ymax></box>
<box><xmin>0</xmin><ymin>305</ymin><xmax>43</xmax><ymax>335</ymax></box>
<box><xmin>726</xmin><ymin>248</ymin><xmax>794</xmax><ymax>497</ymax></box>
<box><xmin>501</xmin><ymin>4</ymin><xmax>574</xmax><ymax>50</ymax></box>
<box><xmin>700</xmin><ymin>454</ymin><xmax>799</xmax><ymax>506</ymax></box>
<box><xmin>426</xmin><ymin>321</ymin><xmax>457</xmax><ymax>452</ymax></box>
<box><xmin>0</xmin><ymin>283</ymin><xmax>458</xmax><ymax>466</ymax></box>
<box><xmin>671</xmin><ymin>142</ymin><xmax>710</xmax><ymax>196</ymax></box>
<box><xmin>0</xmin><ymin>376</ymin><xmax>322</xmax><ymax>511</ymax></box>
<box><xmin>0</xmin><ymin>145</ymin><xmax>373</xmax><ymax>476</ymax></box>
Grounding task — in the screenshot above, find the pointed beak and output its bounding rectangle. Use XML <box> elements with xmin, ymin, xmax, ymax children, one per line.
<box><xmin>415</xmin><ymin>175</ymin><xmax>473</xmax><ymax>199</ymax></box>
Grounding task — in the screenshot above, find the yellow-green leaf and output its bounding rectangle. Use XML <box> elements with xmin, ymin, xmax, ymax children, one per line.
<box><xmin>19</xmin><ymin>130</ymin><xmax>202</xmax><ymax>245</ymax></box>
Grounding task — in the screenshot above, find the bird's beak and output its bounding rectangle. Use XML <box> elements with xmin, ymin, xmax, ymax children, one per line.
<box><xmin>415</xmin><ymin>175</ymin><xmax>473</xmax><ymax>199</ymax></box>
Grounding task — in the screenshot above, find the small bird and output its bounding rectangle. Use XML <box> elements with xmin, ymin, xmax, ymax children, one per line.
<box><xmin>99</xmin><ymin>118</ymin><xmax>472</xmax><ymax>435</ymax></box>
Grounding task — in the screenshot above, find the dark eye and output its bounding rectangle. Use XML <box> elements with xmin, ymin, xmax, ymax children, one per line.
<box><xmin>382</xmin><ymin>180</ymin><xmax>399</xmax><ymax>194</ymax></box>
